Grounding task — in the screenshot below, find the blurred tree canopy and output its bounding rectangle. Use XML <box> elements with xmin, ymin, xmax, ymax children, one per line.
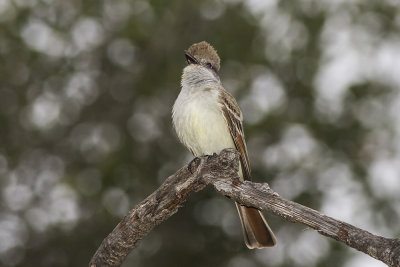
<box><xmin>0</xmin><ymin>0</ymin><xmax>399</xmax><ymax>266</ymax></box>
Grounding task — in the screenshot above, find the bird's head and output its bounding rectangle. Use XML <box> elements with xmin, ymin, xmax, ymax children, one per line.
<box><xmin>185</xmin><ymin>41</ymin><xmax>220</xmax><ymax>73</ymax></box>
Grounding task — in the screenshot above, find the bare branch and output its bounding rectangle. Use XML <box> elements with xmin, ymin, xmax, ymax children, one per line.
<box><xmin>89</xmin><ymin>149</ymin><xmax>240</xmax><ymax>267</ymax></box>
<box><xmin>89</xmin><ymin>149</ymin><xmax>400</xmax><ymax>267</ymax></box>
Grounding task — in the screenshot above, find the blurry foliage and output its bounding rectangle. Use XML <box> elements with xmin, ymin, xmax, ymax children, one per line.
<box><xmin>0</xmin><ymin>0</ymin><xmax>399</xmax><ymax>266</ymax></box>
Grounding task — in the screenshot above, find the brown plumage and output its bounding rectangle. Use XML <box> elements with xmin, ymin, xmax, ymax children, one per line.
<box><xmin>219</xmin><ymin>88</ymin><xmax>277</xmax><ymax>248</ymax></box>
<box><xmin>185</xmin><ymin>41</ymin><xmax>221</xmax><ymax>71</ymax></box>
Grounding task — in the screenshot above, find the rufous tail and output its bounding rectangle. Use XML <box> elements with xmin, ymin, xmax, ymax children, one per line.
<box><xmin>235</xmin><ymin>203</ymin><xmax>277</xmax><ymax>248</ymax></box>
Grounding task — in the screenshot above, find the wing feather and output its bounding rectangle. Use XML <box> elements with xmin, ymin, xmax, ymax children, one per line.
<box><xmin>219</xmin><ymin>88</ymin><xmax>252</xmax><ymax>181</ymax></box>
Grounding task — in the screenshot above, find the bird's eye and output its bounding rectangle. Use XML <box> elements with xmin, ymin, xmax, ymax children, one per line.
<box><xmin>206</xmin><ymin>62</ymin><xmax>213</xmax><ymax>69</ymax></box>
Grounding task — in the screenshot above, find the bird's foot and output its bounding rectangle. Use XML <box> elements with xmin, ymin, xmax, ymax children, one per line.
<box><xmin>188</xmin><ymin>157</ymin><xmax>201</xmax><ymax>174</ymax></box>
<box><xmin>207</xmin><ymin>153</ymin><xmax>218</xmax><ymax>159</ymax></box>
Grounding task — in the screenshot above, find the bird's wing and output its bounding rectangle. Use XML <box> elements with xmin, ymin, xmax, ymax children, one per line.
<box><xmin>219</xmin><ymin>87</ymin><xmax>252</xmax><ymax>181</ymax></box>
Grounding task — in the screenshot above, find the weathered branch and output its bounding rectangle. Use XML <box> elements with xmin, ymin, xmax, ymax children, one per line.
<box><xmin>89</xmin><ymin>149</ymin><xmax>400</xmax><ymax>267</ymax></box>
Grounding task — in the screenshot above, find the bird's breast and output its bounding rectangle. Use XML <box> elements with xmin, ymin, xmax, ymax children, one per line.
<box><xmin>172</xmin><ymin>88</ymin><xmax>235</xmax><ymax>156</ymax></box>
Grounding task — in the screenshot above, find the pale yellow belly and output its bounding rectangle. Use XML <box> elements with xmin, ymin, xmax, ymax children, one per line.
<box><xmin>185</xmin><ymin>107</ymin><xmax>235</xmax><ymax>157</ymax></box>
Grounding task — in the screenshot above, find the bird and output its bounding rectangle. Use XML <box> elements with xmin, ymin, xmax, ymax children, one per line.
<box><xmin>172</xmin><ymin>41</ymin><xmax>277</xmax><ymax>248</ymax></box>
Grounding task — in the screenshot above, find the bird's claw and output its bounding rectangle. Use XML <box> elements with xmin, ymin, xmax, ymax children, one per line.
<box><xmin>207</xmin><ymin>153</ymin><xmax>218</xmax><ymax>159</ymax></box>
<box><xmin>188</xmin><ymin>157</ymin><xmax>201</xmax><ymax>174</ymax></box>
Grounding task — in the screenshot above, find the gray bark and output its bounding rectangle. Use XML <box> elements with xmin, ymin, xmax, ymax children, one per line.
<box><xmin>89</xmin><ymin>148</ymin><xmax>400</xmax><ymax>267</ymax></box>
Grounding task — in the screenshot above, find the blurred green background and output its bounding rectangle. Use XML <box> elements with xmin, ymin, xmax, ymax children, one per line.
<box><xmin>1</xmin><ymin>0</ymin><xmax>400</xmax><ymax>266</ymax></box>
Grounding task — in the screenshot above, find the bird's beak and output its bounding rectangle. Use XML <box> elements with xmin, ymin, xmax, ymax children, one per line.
<box><xmin>185</xmin><ymin>53</ymin><xmax>198</xmax><ymax>65</ymax></box>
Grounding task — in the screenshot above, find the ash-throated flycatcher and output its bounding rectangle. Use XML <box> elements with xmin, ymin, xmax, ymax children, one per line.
<box><xmin>172</xmin><ymin>41</ymin><xmax>277</xmax><ymax>248</ymax></box>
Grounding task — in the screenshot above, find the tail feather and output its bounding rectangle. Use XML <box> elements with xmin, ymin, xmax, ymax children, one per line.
<box><xmin>235</xmin><ymin>203</ymin><xmax>277</xmax><ymax>248</ymax></box>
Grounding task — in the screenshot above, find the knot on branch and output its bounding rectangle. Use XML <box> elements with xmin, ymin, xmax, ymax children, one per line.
<box><xmin>202</xmin><ymin>148</ymin><xmax>240</xmax><ymax>181</ymax></box>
